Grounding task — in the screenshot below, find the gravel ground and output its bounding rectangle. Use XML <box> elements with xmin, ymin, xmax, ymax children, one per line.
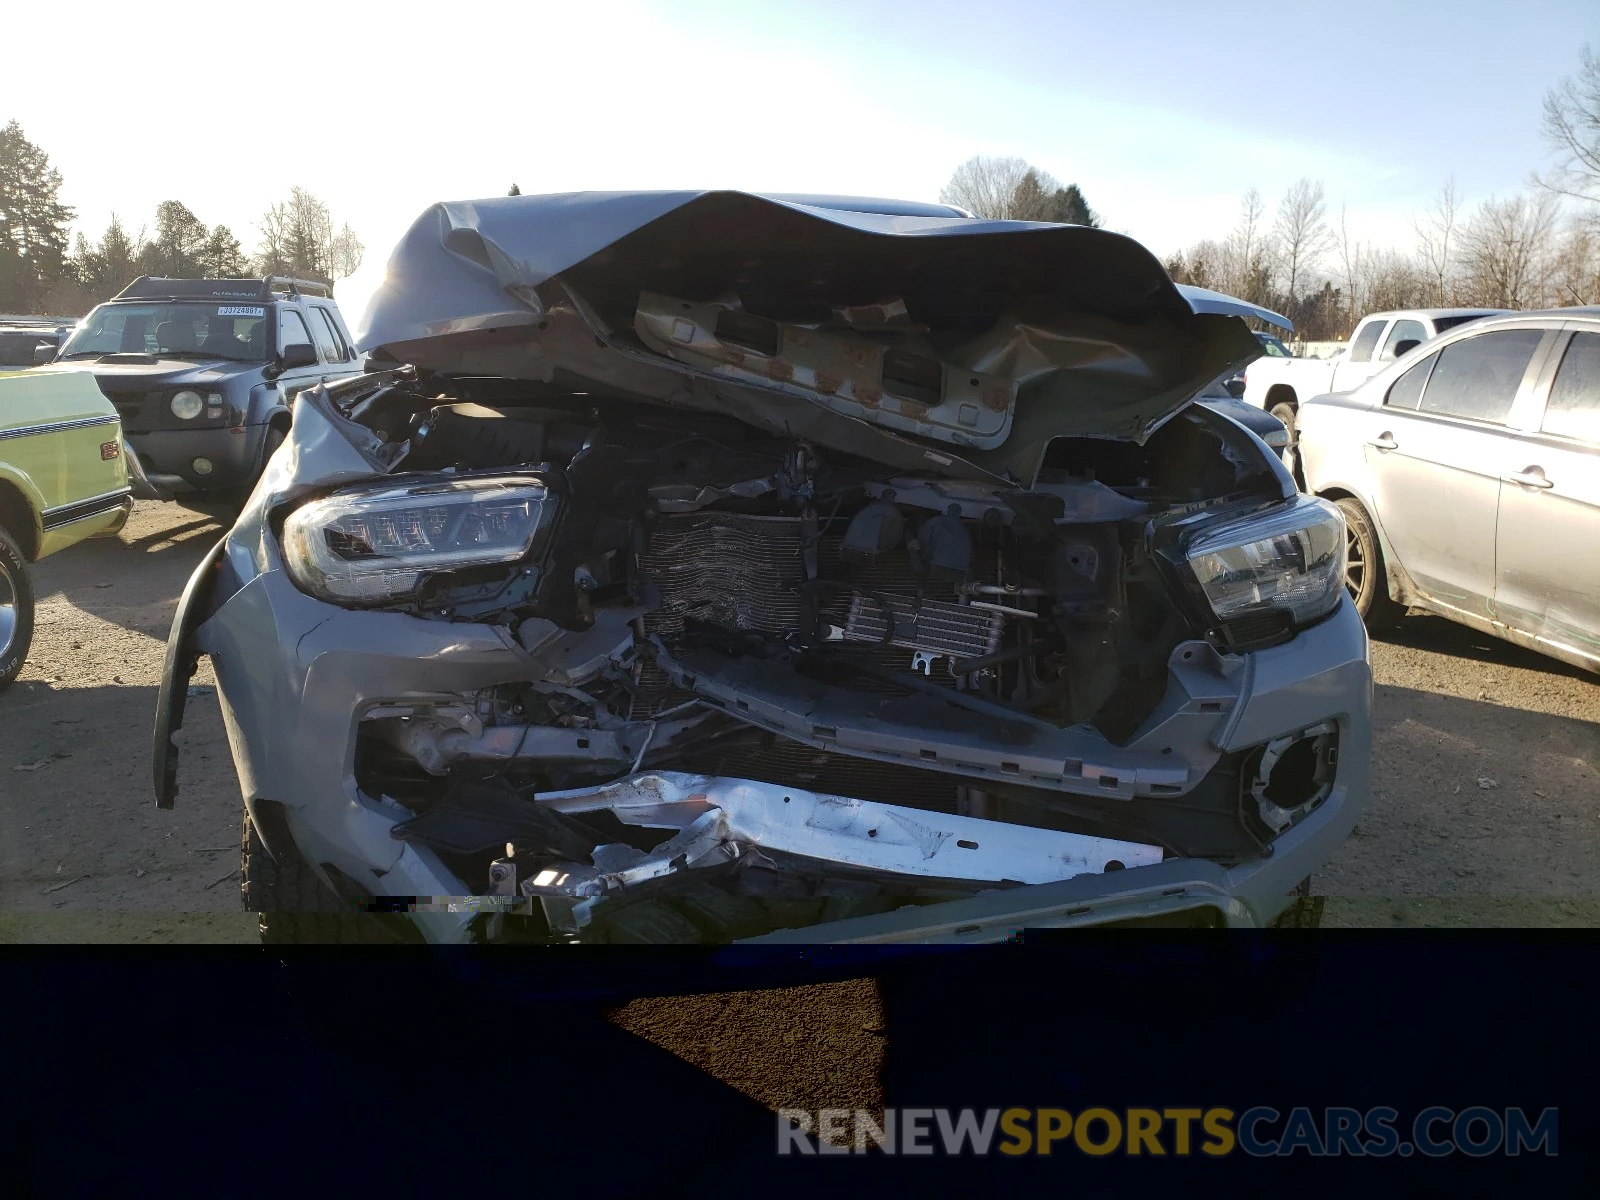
<box><xmin>0</xmin><ymin>499</ymin><xmax>247</xmax><ymax>943</ymax></box>
<box><xmin>2</xmin><ymin>500</ymin><xmax>1596</xmax><ymax>1111</ymax></box>
<box><xmin>1318</xmin><ymin>609</ymin><xmax>1600</xmax><ymax>927</ymax></box>
<box><xmin>610</xmin><ymin>978</ymin><xmax>888</xmax><ymax>1121</ymax></box>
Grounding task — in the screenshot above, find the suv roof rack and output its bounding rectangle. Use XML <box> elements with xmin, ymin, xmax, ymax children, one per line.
<box><xmin>262</xmin><ymin>275</ymin><xmax>331</xmax><ymax>298</ymax></box>
<box><xmin>112</xmin><ymin>276</ymin><xmax>331</xmax><ymax>302</ymax></box>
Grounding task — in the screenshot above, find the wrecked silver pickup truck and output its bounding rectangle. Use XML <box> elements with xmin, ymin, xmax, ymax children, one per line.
<box><xmin>153</xmin><ymin>191</ymin><xmax>1371</xmax><ymax>942</ymax></box>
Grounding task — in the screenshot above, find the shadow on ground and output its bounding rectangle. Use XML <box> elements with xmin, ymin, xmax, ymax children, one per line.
<box><xmin>1376</xmin><ymin>611</ymin><xmax>1596</xmax><ymax>682</ymax></box>
<box><xmin>1318</xmin><ymin>682</ymin><xmax>1600</xmax><ymax>900</ymax></box>
<box><xmin>25</xmin><ymin>501</ymin><xmax>225</xmax><ymax>638</ymax></box>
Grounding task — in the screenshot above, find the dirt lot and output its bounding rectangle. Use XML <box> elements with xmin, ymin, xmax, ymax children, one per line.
<box><xmin>2</xmin><ymin>498</ymin><xmax>1599</xmax><ymax>940</ymax></box>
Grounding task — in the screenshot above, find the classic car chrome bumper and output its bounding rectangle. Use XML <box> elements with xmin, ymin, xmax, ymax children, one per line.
<box><xmin>122</xmin><ymin>438</ymin><xmax>172</xmax><ymax>501</ymax></box>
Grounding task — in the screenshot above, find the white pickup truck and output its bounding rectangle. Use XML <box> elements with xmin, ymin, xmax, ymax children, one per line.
<box><xmin>1242</xmin><ymin>308</ymin><xmax>1504</xmax><ymax>471</ymax></box>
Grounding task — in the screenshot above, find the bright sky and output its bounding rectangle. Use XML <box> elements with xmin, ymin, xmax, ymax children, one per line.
<box><xmin>2</xmin><ymin>0</ymin><xmax>1592</xmax><ymax>304</ymax></box>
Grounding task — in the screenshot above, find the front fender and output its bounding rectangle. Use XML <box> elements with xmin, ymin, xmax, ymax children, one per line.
<box><xmin>0</xmin><ymin>463</ymin><xmax>46</xmax><ymax>555</ymax></box>
<box><xmin>153</xmin><ymin>537</ymin><xmax>227</xmax><ymax>806</ymax></box>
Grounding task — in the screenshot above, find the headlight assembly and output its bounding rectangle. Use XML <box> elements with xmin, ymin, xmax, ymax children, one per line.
<box><xmin>282</xmin><ymin>474</ymin><xmax>554</xmax><ymax>605</ymax></box>
<box><xmin>1185</xmin><ymin>496</ymin><xmax>1345</xmax><ymax>626</ymax></box>
<box><xmin>169</xmin><ymin>390</ymin><xmax>205</xmax><ymax>420</ymax></box>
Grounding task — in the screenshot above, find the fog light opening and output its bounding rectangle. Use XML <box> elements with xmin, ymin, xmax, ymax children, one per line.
<box><xmin>1249</xmin><ymin>723</ymin><xmax>1338</xmax><ymax>835</ymax></box>
<box><xmin>1265</xmin><ymin>738</ymin><xmax>1323</xmax><ymax>809</ymax></box>
<box><xmin>192</xmin><ymin>457</ymin><xmax>214</xmax><ymax>476</ymax></box>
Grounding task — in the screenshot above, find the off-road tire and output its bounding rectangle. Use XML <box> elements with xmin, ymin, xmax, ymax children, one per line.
<box><xmin>241</xmin><ymin>803</ymin><xmax>416</xmax><ymax>944</ymax></box>
<box><xmin>1335</xmin><ymin>497</ymin><xmax>1403</xmax><ymax>633</ymax></box>
<box><xmin>1270</xmin><ymin>877</ymin><xmax>1325</xmax><ymax>928</ymax></box>
<box><xmin>0</xmin><ymin>526</ymin><xmax>34</xmax><ymax>694</ymax></box>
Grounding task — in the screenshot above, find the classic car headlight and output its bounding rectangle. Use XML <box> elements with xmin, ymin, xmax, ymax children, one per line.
<box><xmin>169</xmin><ymin>390</ymin><xmax>205</xmax><ymax>420</ymax></box>
<box><xmin>282</xmin><ymin>474</ymin><xmax>554</xmax><ymax>605</ymax></box>
<box><xmin>1186</xmin><ymin>496</ymin><xmax>1345</xmax><ymax>625</ymax></box>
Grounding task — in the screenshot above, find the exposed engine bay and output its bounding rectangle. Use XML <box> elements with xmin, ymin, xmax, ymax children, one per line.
<box><xmin>274</xmin><ymin>363</ymin><xmax>1335</xmax><ymax>942</ymax></box>
<box><xmin>146</xmin><ymin>193</ymin><xmax>1365</xmax><ymax>942</ymax></box>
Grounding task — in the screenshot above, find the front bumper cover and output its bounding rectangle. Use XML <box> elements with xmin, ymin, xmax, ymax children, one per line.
<box><xmin>126</xmin><ymin>423</ymin><xmax>268</xmax><ymax>492</ymax></box>
<box><xmin>123</xmin><ymin>438</ymin><xmax>171</xmax><ymax>501</ymax></box>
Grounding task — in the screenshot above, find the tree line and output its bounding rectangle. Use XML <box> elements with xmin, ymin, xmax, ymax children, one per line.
<box><xmin>1162</xmin><ymin>175</ymin><xmax>1594</xmax><ymax>343</ymax></box>
<box><xmin>940</xmin><ymin>48</ymin><xmax>1598</xmax><ymax>343</ymax></box>
<box><xmin>939</xmin><ymin>155</ymin><xmax>1101</xmax><ymax>226</ymax></box>
<box><xmin>0</xmin><ymin>120</ymin><xmax>364</xmax><ymax>315</ymax></box>
<box><xmin>1164</xmin><ymin>47</ymin><xmax>1599</xmax><ymax>341</ymax></box>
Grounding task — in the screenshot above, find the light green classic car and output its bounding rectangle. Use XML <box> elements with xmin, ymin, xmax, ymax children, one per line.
<box><xmin>0</xmin><ymin>370</ymin><xmax>134</xmax><ymax>691</ymax></box>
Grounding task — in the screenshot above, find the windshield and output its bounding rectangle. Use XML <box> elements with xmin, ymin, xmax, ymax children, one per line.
<box><xmin>1256</xmin><ymin>334</ymin><xmax>1291</xmax><ymax>357</ymax></box>
<box><xmin>59</xmin><ymin>302</ymin><xmax>271</xmax><ymax>362</ymax></box>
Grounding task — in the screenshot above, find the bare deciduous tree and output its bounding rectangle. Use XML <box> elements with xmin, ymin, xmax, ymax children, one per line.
<box><xmin>1236</xmin><ymin>187</ymin><xmax>1265</xmax><ymax>270</ymax></box>
<box><xmin>327</xmin><ymin>222</ymin><xmax>365</xmax><ymax>281</ymax></box>
<box><xmin>1220</xmin><ymin>187</ymin><xmax>1270</xmax><ymax>301</ymax></box>
<box><xmin>939</xmin><ymin>156</ymin><xmax>1036</xmax><ymax>219</ymax></box>
<box><xmin>1550</xmin><ymin>221</ymin><xmax>1600</xmax><ymax>305</ymax></box>
<box><xmin>256</xmin><ymin>188</ymin><xmax>364</xmax><ymax>282</ymax></box>
<box><xmin>939</xmin><ymin>157</ymin><xmax>1103</xmax><ymax>225</ymax></box>
<box><xmin>1538</xmin><ymin>44</ymin><xmax>1600</xmax><ymax>207</ymax></box>
<box><xmin>1363</xmin><ymin>249</ymin><xmax>1427</xmax><ymax>315</ymax></box>
<box><xmin>1330</xmin><ymin>207</ymin><xmax>1422</xmax><ymax>335</ymax></box>
<box><xmin>1170</xmin><ymin>238</ymin><xmax>1226</xmax><ymax>290</ymax></box>
<box><xmin>1173</xmin><ymin>191</ymin><xmax>1276</xmax><ymax>307</ymax></box>
<box><xmin>1271</xmin><ymin>177</ymin><xmax>1335</xmax><ymax>303</ymax></box>
<box><xmin>1337</xmin><ymin>202</ymin><xmax>1363</xmax><ymax>322</ymax></box>
<box><xmin>256</xmin><ymin>196</ymin><xmax>302</xmax><ymax>277</ymax></box>
<box><xmin>1413</xmin><ymin>178</ymin><xmax>1461</xmax><ymax>306</ymax></box>
<box><xmin>1456</xmin><ymin>192</ymin><xmax>1561</xmax><ymax>308</ymax></box>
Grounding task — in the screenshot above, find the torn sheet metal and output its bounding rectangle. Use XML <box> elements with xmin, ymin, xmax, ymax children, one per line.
<box><xmin>530</xmin><ymin>771</ymin><xmax>1164</xmax><ymax>896</ymax></box>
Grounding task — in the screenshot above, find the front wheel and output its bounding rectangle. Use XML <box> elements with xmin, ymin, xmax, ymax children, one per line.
<box><xmin>1335</xmin><ymin>497</ymin><xmax>1403</xmax><ymax>633</ymax></box>
<box><xmin>0</xmin><ymin>526</ymin><xmax>35</xmax><ymax>693</ymax></box>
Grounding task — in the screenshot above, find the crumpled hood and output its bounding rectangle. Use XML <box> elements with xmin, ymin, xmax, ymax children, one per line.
<box><xmin>1175</xmin><ymin>284</ymin><xmax>1293</xmax><ymax>333</ymax></box>
<box><xmin>356</xmin><ymin>191</ymin><xmax>1262</xmax><ymax>482</ymax></box>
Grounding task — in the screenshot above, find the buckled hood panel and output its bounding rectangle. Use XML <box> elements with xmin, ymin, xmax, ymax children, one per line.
<box><xmin>355</xmin><ymin>191</ymin><xmax>1262</xmax><ymax>482</ymax></box>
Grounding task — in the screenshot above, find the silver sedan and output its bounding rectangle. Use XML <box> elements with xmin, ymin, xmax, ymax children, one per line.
<box><xmin>1297</xmin><ymin>308</ymin><xmax>1600</xmax><ymax>673</ymax></box>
